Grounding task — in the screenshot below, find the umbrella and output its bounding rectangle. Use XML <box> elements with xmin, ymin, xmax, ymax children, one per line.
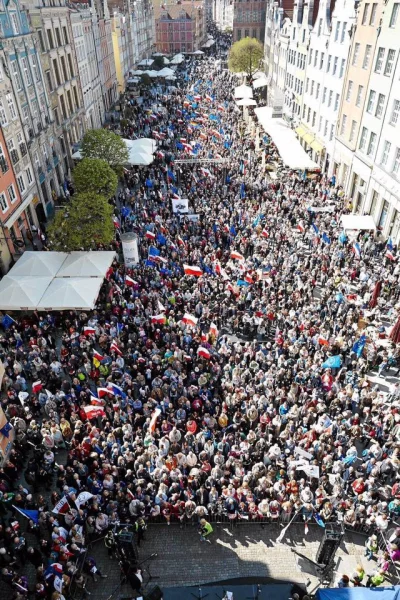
<box><xmin>369</xmin><ymin>280</ymin><xmax>382</xmax><ymax>308</ymax></box>
<box><xmin>138</xmin><ymin>58</ymin><xmax>154</xmax><ymax>67</ymax></box>
<box><xmin>165</xmin><ymin>75</ymin><xmax>176</xmax><ymax>81</ymax></box>
<box><xmin>153</xmin><ymin>52</ymin><xmax>165</xmax><ymax>57</ymax></box>
<box><xmin>236</xmin><ymin>98</ymin><xmax>257</xmax><ymax>106</ymax></box>
<box><xmin>234</xmin><ymin>84</ymin><xmax>253</xmax><ymax>99</ymax></box>
<box><xmin>390</xmin><ymin>315</ymin><xmax>400</xmax><ymax>343</ymax></box>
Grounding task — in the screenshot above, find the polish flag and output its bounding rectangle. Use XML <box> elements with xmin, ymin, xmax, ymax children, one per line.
<box><xmin>182</xmin><ymin>313</ymin><xmax>198</xmax><ymax>327</ymax></box>
<box><xmin>297</xmin><ymin>224</ymin><xmax>305</xmax><ymax>233</ymax></box>
<box><xmin>205</xmin><ymin>95</ymin><xmax>213</xmax><ymax>102</ymax></box>
<box><xmin>231</xmin><ymin>251</ymin><xmax>245</xmax><ymax>261</ymax></box>
<box><xmin>146</xmin><ymin>230</ymin><xmax>156</xmax><ymax>240</ymax></box>
<box><xmin>91</xmin><ymin>396</ymin><xmax>105</xmax><ymax>407</ymax></box>
<box><xmin>151</xmin><ymin>314</ymin><xmax>167</xmax><ymax>324</ymax></box>
<box><xmin>180</xmin><ymin>137</ymin><xmax>187</xmax><ymax>143</ymax></box>
<box><xmin>209</xmin><ymin>322</ymin><xmax>218</xmax><ymax>338</ymax></box>
<box><xmin>97</xmin><ymin>387</ymin><xmax>114</xmax><ymax>398</ymax></box>
<box><xmin>149</xmin><ymin>407</ymin><xmax>161</xmax><ymax>433</ymax></box>
<box><xmin>214</xmin><ymin>262</ymin><xmax>221</xmax><ymax>275</ymax></box>
<box><xmin>197</xmin><ymin>346</ymin><xmax>211</xmax><ymax>360</ymax></box>
<box><xmin>227</xmin><ymin>282</ymin><xmax>235</xmax><ymax>294</ymax></box>
<box><xmin>152</xmin><ymin>131</ymin><xmax>161</xmax><ymax>140</ymax></box>
<box><xmin>201</xmin><ymin>332</ymin><xmax>207</xmax><ymax>343</ymax></box>
<box><xmin>156</xmin><ymin>151</ymin><xmax>165</xmax><ymax>159</ymax></box>
<box><xmin>261</xmin><ymin>229</ymin><xmax>269</xmax><ymax>238</ymax></box>
<box><xmin>184</xmin><ymin>264</ymin><xmax>203</xmax><ymax>277</ymax></box>
<box><xmin>93</xmin><ymin>350</ymin><xmax>104</xmax><ymax>362</ymax></box>
<box><xmin>220</xmin><ymin>268</ymin><xmax>230</xmax><ymax>281</ymax></box>
<box><xmin>125</xmin><ymin>275</ymin><xmax>137</xmax><ymax>287</ymax></box>
<box><xmin>83</xmin><ymin>405</ymin><xmax>106</xmax><ymax>420</ymax></box>
<box><xmin>110</xmin><ymin>341</ymin><xmax>122</xmax><ymax>355</ymax></box>
<box><xmin>245</xmin><ymin>274</ymin><xmax>254</xmax><ymax>284</ymax></box>
<box><xmin>217</xmin><ymin>104</ymin><xmax>225</xmax><ymax>111</ymax></box>
<box><xmin>177</xmin><ymin>236</ymin><xmax>186</xmax><ymax>247</ymax></box>
<box><xmin>52</xmin><ymin>496</ymin><xmax>71</xmax><ymax>515</ymax></box>
<box><xmin>83</xmin><ymin>326</ymin><xmax>96</xmax><ymax>336</ymax></box>
<box><xmin>386</xmin><ymin>250</ymin><xmax>396</xmax><ymax>261</ymax></box>
<box><xmin>194</xmin><ymin>94</ymin><xmax>201</xmax><ymax>101</ymax></box>
<box><xmin>318</xmin><ymin>337</ymin><xmax>329</xmax><ymax>346</ymax></box>
<box><xmin>32</xmin><ymin>380</ymin><xmax>42</xmax><ymax>394</ymax></box>
<box><xmin>113</xmin><ymin>216</ymin><xmax>120</xmax><ymax>229</ymax></box>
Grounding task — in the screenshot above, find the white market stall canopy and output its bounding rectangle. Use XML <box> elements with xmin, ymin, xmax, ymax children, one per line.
<box><xmin>340</xmin><ymin>214</ymin><xmax>376</xmax><ymax>231</ymax></box>
<box><xmin>72</xmin><ymin>138</ymin><xmax>156</xmax><ymax>166</ymax></box>
<box><xmin>138</xmin><ymin>58</ymin><xmax>154</xmax><ymax>67</ymax></box>
<box><xmin>254</xmin><ymin>106</ymin><xmax>319</xmax><ymax>171</ymax></box>
<box><xmin>253</xmin><ymin>76</ymin><xmax>268</xmax><ymax>89</ymax></box>
<box><xmin>234</xmin><ymin>84</ymin><xmax>253</xmax><ymax>99</ymax></box>
<box><xmin>236</xmin><ymin>98</ymin><xmax>257</xmax><ymax>106</ymax></box>
<box><xmin>171</xmin><ymin>53</ymin><xmax>184</xmax><ymax>64</ymax></box>
<box><xmin>0</xmin><ymin>251</ymin><xmax>116</xmax><ymax>311</ymax></box>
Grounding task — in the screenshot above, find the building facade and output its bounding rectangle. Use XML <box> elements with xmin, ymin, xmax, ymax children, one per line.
<box><xmin>233</xmin><ymin>0</ymin><xmax>266</xmax><ymax>43</ymax></box>
<box><xmin>214</xmin><ymin>0</ymin><xmax>234</xmax><ymax>31</ymax></box>
<box><xmin>111</xmin><ymin>12</ymin><xmax>131</xmax><ymax>93</ymax></box>
<box><xmin>100</xmin><ymin>0</ymin><xmax>118</xmax><ymax>111</ymax></box>
<box><xmin>130</xmin><ymin>0</ymin><xmax>156</xmax><ymax>64</ymax></box>
<box><xmin>155</xmin><ymin>2</ymin><xmax>206</xmax><ymax>55</ymax></box>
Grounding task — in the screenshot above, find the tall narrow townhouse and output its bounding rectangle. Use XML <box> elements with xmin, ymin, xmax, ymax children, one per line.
<box><xmin>98</xmin><ymin>0</ymin><xmax>117</xmax><ymax>111</ymax></box>
<box><xmin>111</xmin><ymin>11</ymin><xmax>130</xmax><ymax>93</ymax></box>
<box><xmin>283</xmin><ymin>0</ymin><xmax>319</xmax><ymax>123</ymax></box>
<box><xmin>71</xmin><ymin>5</ymin><xmax>105</xmax><ymax>130</ymax></box>
<box><xmin>0</xmin><ymin>0</ymin><xmax>59</xmax><ymax>230</ymax></box>
<box><xmin>335</xmin><ymin>0</ymin><xmax>384</xmax><ymax>196</ymax></box>
<box><xmin>263</xmin><ymin>0</ymin><xmax>294</xmax><ymax>115</ymax></box>
<box><xmin>355</xmin><ymin>0</ymin><xmax>400</xmax><ymax>241</ymax></box>
<box><xmin>27</xmin><ymin>0</ymin><xmax>86</xmax><ymax>175</ymax></box>
<box><xmin>0</xmin><ymin>126</ymin><xmax>32</xmax><ymax>273</ymax></box>
<box><xmin>297</xmin><ymin>0</ymin><xmax>356</xmax><ymax>172</ymax></box>
<box><xmin>130</xmin><ymin>0</ymin><xmax>155</xmax><ymax>64</ymax></box>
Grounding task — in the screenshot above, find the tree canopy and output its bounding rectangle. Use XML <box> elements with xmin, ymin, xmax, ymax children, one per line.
<box><xmin>228</xmin><ymin>37</ymin><xmax>264</xmax><ymax>78</ymax></box>
<box><xmin>80</xmin><ymin>129</ymin><xmax>129</xmax><ymax>174</ymax></box>
<box><xmin>73</xmin><ymin>158</ymin><xmax>118</xmax><ymax>199</ymax></box>
<box><xmin>47</xmin><ymin>192</ymin><xmax>114</xmax><ymax>252</ymax></box>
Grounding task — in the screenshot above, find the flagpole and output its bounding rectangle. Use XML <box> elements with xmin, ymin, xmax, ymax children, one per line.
<box><xmin>275</xmin><ymin>509</ymin><xmax>301</xmax><ymax>544</ymax></box>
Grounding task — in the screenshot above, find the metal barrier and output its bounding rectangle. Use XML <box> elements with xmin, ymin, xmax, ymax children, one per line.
<box><xmin>67</xmin><ymin>546</ymin><xmax>89</xmax><ymax>600</ymax></box>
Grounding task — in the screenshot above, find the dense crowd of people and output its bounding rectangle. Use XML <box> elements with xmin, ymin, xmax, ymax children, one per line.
<box><xmin>0</xmin><ymin>26</ymin><xmax>400</xmax><ymax>599</ymax></box>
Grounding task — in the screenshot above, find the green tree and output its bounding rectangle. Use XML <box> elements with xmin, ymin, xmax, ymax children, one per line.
<box><xmin>80</xmin><ymin>129</ymin><xmax>129</xmax><ymax>174</ymax></box>
<box><xmin>153</xmin><ymin>55</ymin><xmax>165</xmax><ymax>69</ymax></box>
<box><xmin>140</xmin><ymin>73</ymin><xmax>152</xmax><ymax>87</ymax></box>
<box><xmin>228</xmin><ymin>37</ymin><xmax>264</xmax><ymax>79</ymax></box>
<box><xmin>47</xmin><ymin>192</ymin><xmax>114</xmax><ymax>252</ymax></box>
<box><xmin>73</xmin><ymin>158</ymin><xmax>118</xmax><ymax>198</ymax></box>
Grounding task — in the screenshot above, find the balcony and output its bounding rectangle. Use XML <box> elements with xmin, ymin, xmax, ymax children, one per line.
<box><xmin>38</xmin><ymin>166</ymin><xmax>46</xmax><ymax>184</ymax></box>
<box><xmin>46</xmin><ymin>158</ymin><xmax>52</xmax><ymax>172</ymax></box>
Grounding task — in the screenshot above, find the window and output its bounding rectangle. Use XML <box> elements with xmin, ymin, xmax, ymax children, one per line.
<box><xmin>47</xmin><ymin>29</ymin><xmax>54</xmax><ymax>50</ymax></box>
<box><xmin>346</xmin><ymin>81</ymin><xmax>353</xmax><ymax>102</ymax></box>
<box><xmin>318</xmin><ymin>116</ymin><xmax>322</xmax><ymax>132</ymax></box>
<box><xmin>328</xmin><ymin>90</ymin><xmax>333</xmax><ymax>107</ymax></box>
<box><xmin>340</xmin><ymin>114</ymin><xmax>347</xmax><ymax>135</ymax></box>
<box><xmin>381</xmin><ymin>140</ymin><xmax>391</xmax><ymax>166</ymax></box>
<box><xmin>31</xmin><ymin>54</ymin><xmax>40</xmax><ymax>83</ymax></box>
<box><xmin>67</xmin><ymin>53</ymin><xmax>74</xmax><ymax>78</ymax></box>
<box><xmin>362</xmin><ymin>3</ymin><xmax>369</xmax><ymax>25</ymax></box>
<box><xmin>390</xmin><ymin>99</ymin><xmax>400</xmax><ymax>125</ymax></box>
<box><xmin>333</xmin><ymin>56</ymin><xmax>338</xmax><ymax>75</ymax></box>
<box><xmin>320</xmin><ymin>52</ymin><xmax>324</xmax><ymax>70</ymax></box>
<box><xmin>309</xmin><ymin>49</ymin><xmax>313</xmax><ymax>65</ymax></box>
<box><xmin>322</xmin><ymin>87</ymin><xmax>327</xmax><ymax>103</ymax></box>
<box><xmin>60</xmin><ymin>55</ymin><xmax>68</xmax><ymax>81</ymax></box>
<box><xmin>0</xmin><ymin>100</ymin><xmax>7</xmax><ymax>126</ymax></box>
<box><xmin>370</xmin><ymin>3</ymin><xmax>377</xmax><ymax>25</ymax></box>
<box><xmin>363</xmin><ymin>45</ymin><xmax>372</xmax><ymax>69</ymax></box>
<box><xmin>359</xmin><ymin>127</ymin><xmax>368</xmax><ymax>151</ymax></box>
<box><xmin>0</xmin><ymin>192</ymin><xmax>8</xmax><ymax>212</ymax></box>
<box><xmin>312</xmin><ymin>111</ymin><xmax>316</xmax><ymax>127</ymax></box>
<box><xmin>334</xmin><ymin>94</ymin><xmax>339</xmax><ymax>111</ymax></box>
<box><xmin>316</xmin><ymin>83</ymin><xmax>320</xmax><ymax>98</ymax></box>
<box><xmin>38</xmin><ymin>30</ymin><xmax>46</xmax><ymax>52</ymax></box>
<box><xmin>334</xmin><ymin>21</ymin><xmax>340</xmax><ymax>42</ymax></box>
<box><xmin>55</xmin><ymin>27</ymin><xmax>62</xmax><ymax>47</ymax></box>
<box><xmin>349</xmin><ymin>120</ymin><xmax>357</xmax><ymax>142</ymax></box>
<box><xmin>237</xmin><ymin>29</ymin><xmax>241</xmax><ymax>40</ymax></box>
<box><xmin>375</xmin><ymin>47</ymin><xmax>385</xmax><ymax>72</ymax></box>
<box><xmin>330</xmin><ymin>124</ymin><xmax>334</xmax><ymax>141</ymax></box>
<box><xmin>21</xmin><ymin>57</ymin><xmax>32</xmax><ymax>86</ymax></box>
<box><xmin>390</xmin><ymin>3</ymin><xmax>400</xmax><ymax>27</ymax></box>
<box><xmin>356</xmin><ymin>85</ymin><xmax>364</xmax><ymax>107</ymax></box>
<box><xmin>314</xmin><ymin>50</ymin><xmax>318</xmax><ymax>67</ymax></box>
<box><xmin>306</xmin><ymin>78</ymin><xmax>309</xmax><ymax>93</ymax></box>
<box><xmin>339</xmin><ymin>59</ymin><xmax>345</xmax><ymax>78</ymax></box>
<box><xmin>63</xmin><ymin>26</ymin><xmax>69</xmax><ymax>45</ymax></box>
<box><xmin>367</xmin><ymin>132</ymin><xmax>377</xmax><ymax>157</ymax></box>
<box><xmin>6</xmin><ymin>94</ymin><xmax>17</xmax><ymax>120</ymax></box>
<box><xmin>367</xmin><ymin>90</ymin><xmax>376</xmax><ymax>113</ymax></box>
<box><xmin>53</xmin><ymin>59</ymin><xmax>61</xmax><ymax>86</ymax></box>
<box><xmin>17</xmin><ymin>131</ymin><xmax>26</xmax><ymax>157</ymax></box>
<box><xmin>384</xmin><ymin>49</ymin><xmax>396</xmax><ymax>76</ymax></box>
<box><xmin>0</xmin><ymin>144</ymin><xmax>8</xmax><ymax>174</ymax></box>
<box><xmin>393</xmin><ymin>148</ymin><xmax>400</xmax><ymax>175</ymax></box>
<box><xmin>17</xmin><ymin>174</ymin><xmax>25</xmax><ymax>194</ymax></box>
<box><xmin>327</xmin><ymin>55</ymin><xmax>332</xmax><ymax>73</ymax></box>
<box><xmin>375</xmin><ymin>93</ymin><xmax>385</xmax><ymax>118</ymax></box>
<box><xmin>352</xmin><ymin>43</ymin><xmax>360</xmax><ymax>66</ymax></box>
<box><xmin>324</xmin><ymin>120</ymin><xmax>328</xmax><ymax>137</ymax></box>
<box><xmin>341</xmin><ymin>22</ymin><xmax>347</xmax><ymax>43</ymax></box>
<box><xmin>26</xmin><ymin>167</ymin><xmax>33</xmax><ymax>185</ymax></box>
<box><xmin>11</xmin><ymin>13</ymin><xmax>19</xmax><ymax>34</ymax></box>
<box><xmin>11</xmin><ymin>61</ymin><xmax>21</xmax><ymax>91</ymax></box>
<box><xmin>46</xmin><ymin>71</ymin><xmax>52</xmax><ymax>92</ymax></box>
<box><xmin>7</xmin><ymin>184</ymin><xmax>17</xmax><ymax>204</ymax></box>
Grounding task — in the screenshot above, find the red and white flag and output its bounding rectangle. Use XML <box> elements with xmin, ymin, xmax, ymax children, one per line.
<box><xmin>182</xmin><ymin>313</ymin><xmax>198</xmax><ymax>327</ymax></box>
<box><xmin>231</xmin><ymin>251</ymin><xmax>244</xmax><ymax>261</ymax></box>
<box><xmin>52</xmin><ymin>496</ymin><xmax>71</xmax><ymax>515</ymax></box>
<box><xmin>217</xmin><ymin>104</ymin><xmax>225</xmax><ymax>112</ymax></box>
<box><xmin>318</xmin><ymin>337</ymin><xmax>329</xmax><ymax>346</ymax></box>
<box><xmin>227</xmin><ymin>282</ymin><xmax>235</xmax><ymax>294</ymax></box>
<box><xmin>244</xmin><ymin>274</ymin><xmax>254</xmax><ymax>284</ymax></box>
<box><xmin>110</xmin><ymin>341</ymin><xmax>122</xmax><ymax>355</ymax></box>
<box><xmin>209</xmin><ymin>323</ymin><xmax>218</xmax><ymax>338</ymax></box>
<box><xmin>83</xmin><ymin>326</ymin><xmax>96</xmax><ymax>336</ymax></box>
<box><xmin>145</xmin><ymin>231</ymin><xmax>156</xmax><ymax>240</ymax></box>
<box><xmin>125</xmin><ymin>275</ymin><xmax>137</xmax><ymax>287</ymax></box>
<box><xmin>149</xmin><ymin>408</ymin><xmax>161</xmax><ymax>433</ymax></box>
<box><xmin>386</xmin><ymin>250</ymin><xmax>396</xmax><ymax>261</ymax></box>
<box><xmin>158</xmin><ymin>300</ymin><xmax>166</xmax><ymax>312</ymax></box>
<box><xmin>214</xmin><ymin>261</ymin><xmax>221</xmax><ymax>275</ymax></box>
<box><xmin>184</xmin><ymin>264</ymin><xmax>203</xmax><ymax>277</ymax></box>
<box><xmin>261</xmin><ymin>229</ymin><xmax>269</xmax><ymax>238</ymax></box>
<box><xmin>83</xmin><ymin>405</ymin><xmax>106</xmax><ymax>420</ymax></box>
<box><xmin>93</xmin><ymin>350</ymin><xmax>104</xmax><ymax>362</ymax></box>
<box><xmin>205</xmin><ymin>94</ymin><xmax>213</xmax><ymax>102</ymax></box>
<box><xmin>297</xmin><ymin>223</ymin><xmax>305</xmax><ymax>233</ymax></box>
<box><xmin>151</xmin><ymin>314</ymin><xmax>167</xmax><ymax>324</ymax></box>
<box><xmin>91</xmin><ymin>396</ymin><xmax>105</xmax><ymax>407</ymax></box>
<box><xmin>177</xmin><ymin>236</ymin><xmax>186</xmax><ymax>247</ymax></box>
<box><xmin>197</xmin><ymin>346</ymin><xmax>211</xmax><ymax>360</ymax></box>
<box><xmin>32</xmin><ymin>380</ymin><xmax>42</xmax><ymax>394</ymax></box>
<box><xmin>97</xmin><ymin>387</ymin><xmax>114</xmax><ymax>398</ymax></box>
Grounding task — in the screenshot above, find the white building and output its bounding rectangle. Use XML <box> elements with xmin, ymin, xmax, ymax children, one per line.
<box><xmin>131</xmin><ymin>0</ymin><xmax>156</xmax><ymax>65</ymax></box>
<box><xmin>214</xmin><ymin>0</ymin><xmax>234</xmax><ymax>32</ymax></box>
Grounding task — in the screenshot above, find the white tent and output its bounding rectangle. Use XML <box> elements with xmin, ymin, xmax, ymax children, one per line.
<box><xmin>171</xmin><ymin>54</ymin><xmax>184</xmax><ymax>64</ymax></box>
<box><xmin>72</xmin><ymin>138</ymin><xmax>156</xmax><ymax>166</ymax></box>
<box><xmin>165</xmin><ymin>75</ymin><xmax>177</xmax><ymax>81</ymax></box>
<box><xmin>9</xmin><ymin>252</ymin><xmax>68</xmax><ymax>277</ymax></box>
<box><xmin>254</xmin><ymin>106</ymin><xmax>319</xmax><ymax>170</ymax></box>
<box><xmin>158</xmin><ymin>67</ymin><xmax>175</xmax><ymax>77</ymax></box>
<box><xmin>143</xmin><ymin>70</ymin><xmax>159</xmax><ymax>78</ymax></box>
<box><xmin>37</xmin><ymin>278</ymin><xmax>104</xmax><ymax>311</ymax></box>
<box><xmin>152</xmin><ymin>52</ymin><xmax>165</xmax><ymax>57</ymax></box>
<box><xmin>236</xmin><ymin>98</ymin><xmax>257</xmax><ymax>106</ymax></box>
<box><xmin>130</xmin><ymin>70</ymin><xmax>143</xmax><ymax>76</ymax></box>
<box><xmin>138</xmin><ymin>58</ymin><xmax>154</xmax><ymax>67</ymax></box>
<box><xmin>234</xmin><ymin>84</ymin><xmax>253</xmax><ymax>99</ymax></box>
<box><xmin>253</xmin><ymin>76</ymin><xmax>268</xmax><ymax>89</ymax></box>
<box><xmin>56</xmin><ymin>251</ymin><xmax>116</xmax><ymax>278</ymax></box>
<box><xmin>340</xmin><ymin>214</ymin><xmax>376</xmax><ymax>231</ymax></box>
<box><xmin>0</xmin><ymin>276</ymin><xmax>52</xmax><ymax>310</ymax></box>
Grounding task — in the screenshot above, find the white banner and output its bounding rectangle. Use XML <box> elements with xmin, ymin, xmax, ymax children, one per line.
<box><xmin>172</xmin><ymin>198</ymin><xmax>189</xmax><ymax>214</ymax></box>
<box><xmin>294</xmin><ymin>446</ymin><xmax>313</xmax><ymax>460</ymax></box>
<box><xmin>121</xmin><ymin>233</ymin><xmax>139</xmax><ymax>267</ymax></box>
<box><xmin>296</xmin><ymin>464</ymin><xmax>320</xmax><ymax>479</ymax></box>
<box><xmin>75</xmin><ymin>491</ymin><xmax>94</xmax><ymax>509</ymax></box>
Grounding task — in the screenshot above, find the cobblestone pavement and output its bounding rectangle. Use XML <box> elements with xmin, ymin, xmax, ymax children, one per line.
<box><xmin>80</xmin><ymin>522</ymin><xmax>381</xmax><ymax>599</ymax></box>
